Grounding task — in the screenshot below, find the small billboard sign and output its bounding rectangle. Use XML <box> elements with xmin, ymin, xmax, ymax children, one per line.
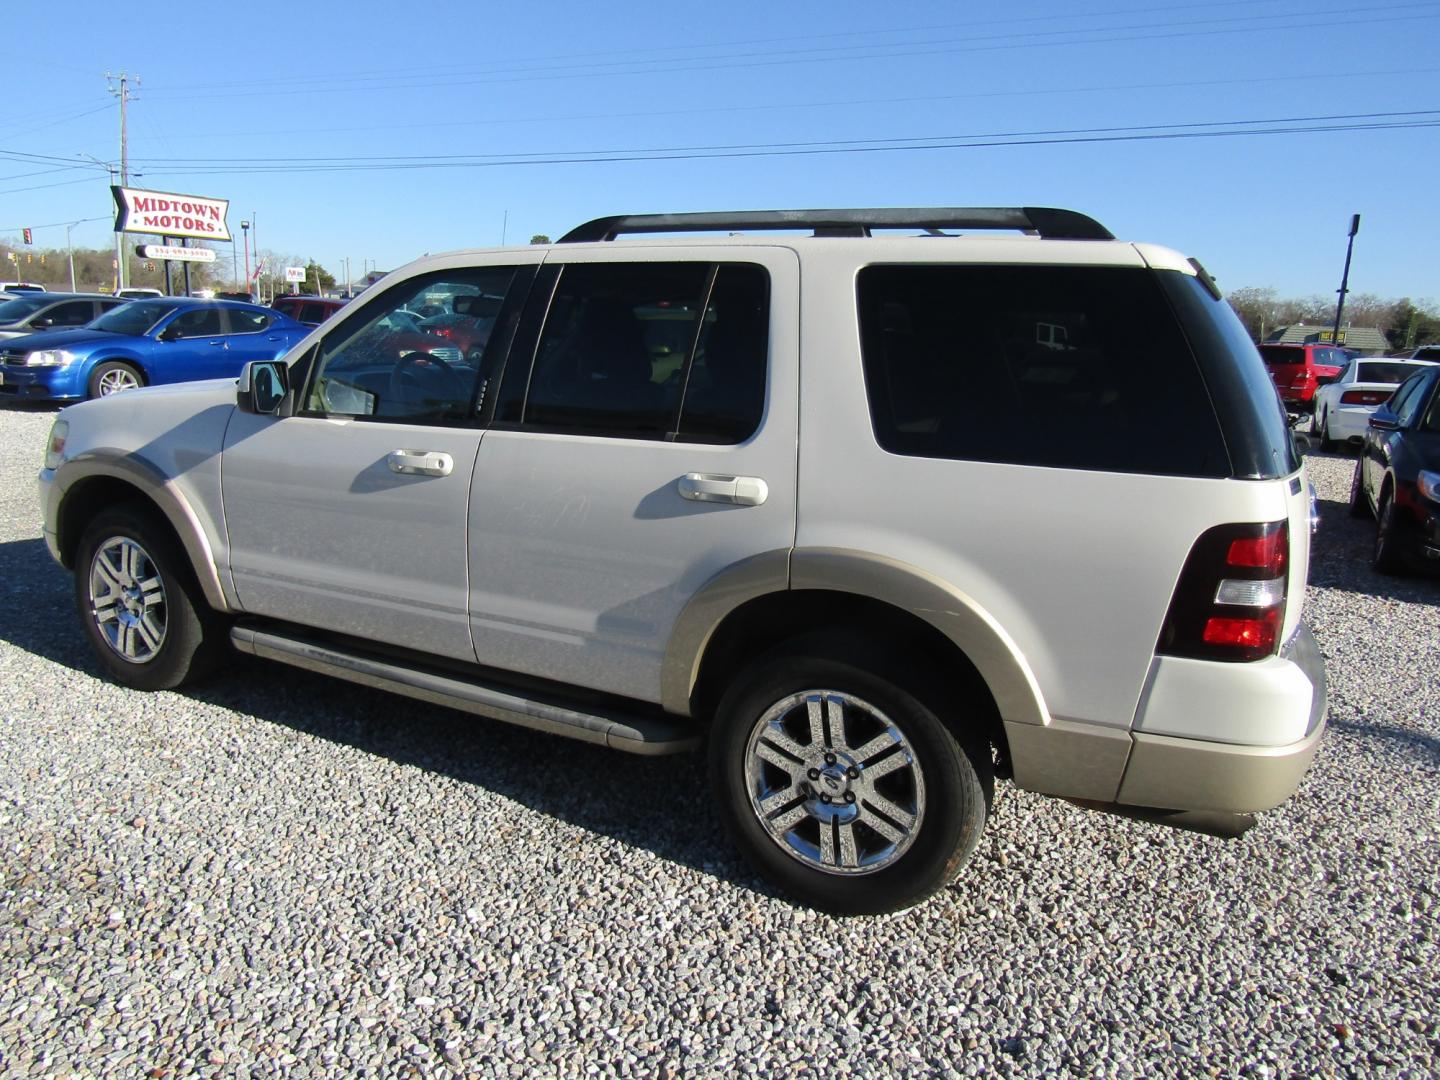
<box><xmin>113</xmin><ymin>186</ymin><xmax>231</xmax><ymax>242</ymax></box>
<box><xmin>284</xmin><ymin>266</ymin><xmax>306</xmax><ymax>283</ymax></box>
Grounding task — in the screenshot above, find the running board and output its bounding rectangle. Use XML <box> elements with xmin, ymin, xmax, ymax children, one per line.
<box><xmin>230</xmin><ymin>626</ymin><xmax>701</xmax><ymax>756</ymax></box>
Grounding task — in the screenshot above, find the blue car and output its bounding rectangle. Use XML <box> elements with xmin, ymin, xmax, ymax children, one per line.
<box><xmin>0</xmin><ymin>297</ymin><xmax>309</xmax><ymax>401</ymax></box>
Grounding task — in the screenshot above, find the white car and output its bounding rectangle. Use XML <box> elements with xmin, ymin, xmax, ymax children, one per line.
<box><xmin>37</xmin><ymin>207</ymin><xmax>1327</xmax><ymax>914</ymax></box>
<box><xmin>1311</xmin><ymin>357</ymin><xmax>1438</xmax><ymax>450</ymax></box>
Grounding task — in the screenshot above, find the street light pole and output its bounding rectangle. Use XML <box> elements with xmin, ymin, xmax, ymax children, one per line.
<box><xmin>241</xmin><ymin>221</ymin><xmax>251</xmax><ymax>300</ymax></box>
<box><xmin>1331</xmin><ymin>213</ymin><xmax>1361</xmax><ymax>347</ymax></box>
<box><xmin>65</xmin><ymin>222</ymin><xmax>78</xmax><ymax>292</ymax></box>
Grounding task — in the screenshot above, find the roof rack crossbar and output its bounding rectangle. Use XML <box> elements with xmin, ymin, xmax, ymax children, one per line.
<box><xmin>558</xmin><ymin>207</ymin><xmax>1113</xmax><ymax>243</ymax></box>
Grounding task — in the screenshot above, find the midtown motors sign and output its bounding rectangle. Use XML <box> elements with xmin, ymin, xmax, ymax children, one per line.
<box><xmin>112</xmin><ymin>186</ymin><xmax>232</xmax><ymax>242</ymax></box>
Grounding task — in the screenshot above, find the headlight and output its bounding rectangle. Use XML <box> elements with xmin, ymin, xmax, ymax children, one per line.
<box><xmin>1418</xmin><ymin>470</ymin><xmax>1440</xmax><ymax>503</ymax></box>
<box><xmin>26</xmin><ymin>349</ymin><xmax>77</xmax><ymax>367</ymax></box>
<box><xmin>44</xmin><ymin>418</ymin><xmax>68</xmax><ymax>470</ymax></box>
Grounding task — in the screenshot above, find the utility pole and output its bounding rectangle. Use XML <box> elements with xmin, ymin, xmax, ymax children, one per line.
<box><xmin>105</xmin><ymin>72</ymin><xmax>138</xmax><ymax>289</ymax></box>
<box><xmin>1331</xmin><ymin>213</ymin><xmax>1361</xmax><ymax>348</ymax></box>
<box><xmin>66</xmin><ymin>222</ymin><xmax>78</xmax><ymax>292</ymax></box>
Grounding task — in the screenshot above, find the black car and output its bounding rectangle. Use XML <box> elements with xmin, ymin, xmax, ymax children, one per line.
<box><xmin>1350</xmin><ymin>364</ymin><xmax>1440</xmax><ymax>574</ymax></box>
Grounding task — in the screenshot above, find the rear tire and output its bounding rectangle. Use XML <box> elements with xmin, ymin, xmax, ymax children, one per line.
<box><xmin>74</xmin><ymin>504</ymin><xmax>224</xmax><ymax>690</ymax></box>
<box><xmin>1348</xmin><ymin>457</ymin><xmax>1371</xmax><ymax>519</ymax></box>
<box><xmin>709</xmin><ymin>639</ymin><xmax>993</xmax><ymax>915</ymax></box>
<box><xmin>1317</xmin><ymin>408</ymin><xmax>1336</xmax><ymax>453</ymax></box>
<box><xmin>1373</xmin><ymin>488</ymin><xmax>1410</xmax><ymax>576</ymax></box>
<box><xmin>88</xmin><ymin>361</ymin><xmax>144</xmax><ymax>399</ymax></box>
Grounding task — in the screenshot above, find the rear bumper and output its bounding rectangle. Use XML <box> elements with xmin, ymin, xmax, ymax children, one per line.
<box><xmin>1006</xmin><ymin>624</ymin><xmax>1328</xmax><ymax>814</ymax></box>
<box><xmin>1323</xmin><ymin>406</ymin><xmax>1373</xmax><ymax>443</ymax></box>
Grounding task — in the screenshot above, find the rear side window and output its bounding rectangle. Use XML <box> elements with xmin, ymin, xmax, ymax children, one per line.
<box><xmin>516</xmin><ymin>262</ymin><xmax>768</xmax><ymax>443</ymax></box>
<box><xmin>226</xmin><ymin>309</ymin><xmax>271</xmax><ymax>334</ymax></box>
<box><xmin>857</xmin><ymin>265</ymin><xmax>1229</xmax><ymax>477</ymax></box>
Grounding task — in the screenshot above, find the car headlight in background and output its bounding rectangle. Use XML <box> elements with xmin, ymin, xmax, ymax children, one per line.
<box><xmin>1418</xmin><ymin>470</ymin><xmax>1440</xmax><ymax>503</ymax></box>
<box><xmin>44</xmin><ymin>418</ymin><xmax>68</xmax><ymax>470</ymax></box>
<box><xmin>26</xmin><ymin>349</ymin><xmax>78</xmax><ymax>367</ymax></box>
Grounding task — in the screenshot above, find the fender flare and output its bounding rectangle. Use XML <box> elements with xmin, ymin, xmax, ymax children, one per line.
<box><xmin>52</xmin><ymin>449</ymin><xmax>231</xmax><ymax>613</ymax></box>
<box><xmin>661</xmin><ymin>546</ymin><xmax>1049</xmax><ymax>730</ymax></box>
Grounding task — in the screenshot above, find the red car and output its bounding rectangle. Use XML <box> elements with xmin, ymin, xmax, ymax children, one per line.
<box><xmin>1258</xmin><ymin>343</ymin><xmax>1347</xmax><ymax>411</ymax></box>
<box><xmin>271</xmin><ymin>295</ymin><xmax>348</xmax><ymax>327</ymax></box>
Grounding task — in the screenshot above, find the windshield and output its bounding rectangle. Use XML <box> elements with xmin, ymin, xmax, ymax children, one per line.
<box><xmin>1357</xmin><ymin>361</ymin><xmax>1423</xmax><ymax>385</ymax></box>
<box><xmin>89</xmin><ymin>300</ymin><xmax>180</xmax><ymax>336</ymax></box>
<box><xmin>1257</xmin><ymin>345</ymin><xmax>1302</xmax><ymax>366</ymax></box>
<box><xmin>0</xmin><ymin>297</ymin><xmax>51</xmax><ymax>322</ymax></box>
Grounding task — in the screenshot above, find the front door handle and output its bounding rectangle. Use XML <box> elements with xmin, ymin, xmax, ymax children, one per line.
<box><xmin>388</xmin><ymin>449</ymin><xmax>454</xmax><ymax>477</ymax></box>
<box><xmin>678</xmin><ymin>472</ymin><xmax>768</xmax><ymax>506</ymax></box>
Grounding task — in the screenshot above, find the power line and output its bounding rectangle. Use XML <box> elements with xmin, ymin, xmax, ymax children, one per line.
<box><xmin>112</xmin><ymin>109</ymin><xmax>1438</xmax><ymax>179</ymax></box>
<box><xmin>123</xmin><ymin>67</ymin><xmax>1440</xmax><ymax>145</ymax></box>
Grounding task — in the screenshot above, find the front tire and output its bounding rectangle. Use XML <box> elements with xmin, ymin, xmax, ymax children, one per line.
<box><xmin>709</xmin><ymin>643</ymin><xmax>992</xmax><ymax>915</ymax></box>
<box><xmin>88</xmin><ymin>361</ymin><xmax>144</xmax><ymax>399</ymax></box>
<box><xmin>74</xmin><ymin>504</ymin><xmax>223</xmax><ymax>690</ymax></box>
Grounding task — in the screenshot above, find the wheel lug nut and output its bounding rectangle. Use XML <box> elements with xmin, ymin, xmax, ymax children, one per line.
<box><xmin>807</xmin><ymin>768</ymin><xmax>821</xmax><ymax>781</ymax></box>
<box><xmin>846</xmin><ymin>766</ymin><xmax>859</xmax><ymax>779</ymax></box>
<box><xmin>820</xmin><ymin>794</ymin><xmax>831</xmax><ymax>804</ymax></box>
<box><xmin>824</xmin><ymin>752</ymin><xmax>836</xmax><ymax>765</ymax></box>
<box><xmin>845</xmin><ymin>792</ymin><xmax>856</xmax><ymax>804</ymax></box>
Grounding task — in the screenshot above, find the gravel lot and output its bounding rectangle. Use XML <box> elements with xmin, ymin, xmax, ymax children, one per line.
<box><xmin>1</xmin><ymin>401</ymin><xmax>1437</xmax><ymax>1078</ymax></box>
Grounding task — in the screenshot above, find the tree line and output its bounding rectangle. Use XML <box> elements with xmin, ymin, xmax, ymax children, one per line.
<box><xmin>1226</xmin><ymin>287</ymin><xmax>1439</xmax><ymax>351</ymax></box>
<box><xmin>0</xmin><ymin>241</ymin><xmax>336</xmax><ymax>298</ymax></box>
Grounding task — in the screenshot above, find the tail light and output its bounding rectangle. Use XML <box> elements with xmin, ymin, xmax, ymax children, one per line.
<box><xmin>1157</xmin><ymin>521</ymin><xmax>1289</xmax><ymax>662</ymax></box>
<box><xmin>1341</xmin><ymin>389</ymin><xmax>1390</xmax><ymax>406</ymax></box>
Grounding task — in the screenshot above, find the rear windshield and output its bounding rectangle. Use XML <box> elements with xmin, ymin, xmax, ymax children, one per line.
<box><xmin>856</xmin><ymin>264</ymin><xmax>1230</xmax><ymax>477</ymax></box>
<box><xmin>1258</xmin><ymin>345</ymin><xmax>1304</xmax><ymax>366</ymax></box>
<box><xmin>1356</xmin><ymin>361</ymin><xmax>1420</xmax><ymax>384</ymax></box>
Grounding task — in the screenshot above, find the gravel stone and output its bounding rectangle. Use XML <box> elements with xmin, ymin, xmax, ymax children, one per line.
<box><xmin>1</xmin><ymin>403</ymin><xmax>1437</xmax><ymax>1076</ymax></box>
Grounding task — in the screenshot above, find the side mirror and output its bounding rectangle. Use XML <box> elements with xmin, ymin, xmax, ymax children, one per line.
<box><xmin>237</xmin><ymin>359</ymin><xmax>291</xmax><ymax>415</ymax></box>
<box><xmin>32</xmin><ymin>316</ymin><xmax>53</xmax><ymax>328</ymax></box>
<box><xmin>1291</xmin><ymin>430</ymin><xmax>1315</xmax><ymax>455</ymax></box>
<box><xmin>157</xmin><ymin>325</ymin><xmax>182</xmax><ymax>342</ymax></box>
<box><xmin>1369</xmin><ymin>412</ymin><xmax>1399</xmax><ymax>432</ymax></box>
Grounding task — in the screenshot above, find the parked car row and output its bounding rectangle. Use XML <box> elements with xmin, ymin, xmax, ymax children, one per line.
<box><xmin>0</xmin><ymin>297</ymin><xmax>309</xmax><ymax>401</ymax></box>
<box><xmin>1349</xmin><ymin>362</ymin><xmax>1440</xmax><ymax>576</ymax></box>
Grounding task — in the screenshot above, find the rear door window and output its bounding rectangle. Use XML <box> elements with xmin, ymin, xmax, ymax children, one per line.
<box><xmin>511</xmin><ymin>262</ymin><xmax>769</xmax><ymax>443</ymax></box>
<box><xmin>857</xmin><ymin>264</ymin><xmax>1229</xmax><ymax>476</ymax></box>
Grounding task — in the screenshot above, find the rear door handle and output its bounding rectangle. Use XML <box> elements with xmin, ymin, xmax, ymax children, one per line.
<box><xmin>388</xmin><ymin>449</ymin><xmax>454</xmax><ymax>477</ymax></box>
<box><xmin>678</xmin><ymin>472</ymin><xmax>768</xmax><ymax>506</ymax></box>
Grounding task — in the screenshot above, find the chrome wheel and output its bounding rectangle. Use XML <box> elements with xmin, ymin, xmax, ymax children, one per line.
<box><xmin>96</xmin><ymin>367</ymin><xmax>140</xmax><ymax>395</ymax></box>
<box><xmin>744</xmin><ymin>690</ymin><xmax>926</xmax><ymax>876</ymax></box>
<box><xmin>88</xmin><ymin>536</ymin><xmax>167</xmax><ymax>663</ymax></box>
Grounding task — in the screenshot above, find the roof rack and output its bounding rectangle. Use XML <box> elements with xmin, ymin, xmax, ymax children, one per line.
<box><xmin>557</xmin><ymin>206</ymin><xmax>1113</xmax><ymax>243</ymax></box>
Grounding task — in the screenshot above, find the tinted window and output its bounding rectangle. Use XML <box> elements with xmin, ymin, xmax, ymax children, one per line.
<box><xmin>226</xmin><ymin>309</ymin><xmax>271</xmax><ymax>334</ymax></box>
<box><xmin>1393</xmin><ymin>371</ymin><xmax>1433</xmax><ymax>427</ymax></box>
<box><xmin>523</xmin><ymin>262</ymin><xmax>710</xmax><ymax>437</ymax></box>
<box><xmin>857</xmin><ymin>265</ymin><xmax>1229</xmax><ymax>476</ymax></box>
<box><xmin>167</xmin><ymin>308</ymin><xmax>224</xmax><ymax>338</ymax></box>
<box><xmin>675</xmin><ymin>265</ymin><xmax>769</xmax><ymax>443</ymax></box>
<box><xmin>1257</xmin><ymin>346</ymin><xmax>1302</xmax><ymax>366</ymax></box>
<box><xmin>44</xmin><ymin>301</ymin><xmax>97</xmax><ymax>327</ymax></box>
<box><xmin>1356</xmin><ymin>362</ymin><xmax>1420</xmax><ymax>385</ymax></box>
<box><xmin>0</xmin><ymin>296</ymin><xmax>50</xmax><ymax>321</ymax></box>
<box><xmin>306</xmin><ymin>267</ymin><xmax>516</xmax><ymax>422</ymax></box>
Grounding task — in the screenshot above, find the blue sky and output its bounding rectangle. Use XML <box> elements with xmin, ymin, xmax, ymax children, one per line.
<box><xmin>5</xmin><ymin>1</ymin><xmax>1437</xmax><ymax>299</ymax></box>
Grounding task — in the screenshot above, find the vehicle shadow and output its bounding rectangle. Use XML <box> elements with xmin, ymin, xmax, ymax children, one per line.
<box><xmin>1310</xmin><ymin>497</ymin><xmax>1440</xmax><ymax>606</ymax></box>
<box><xmin>1328</xmin><ymin>718</ymin><xmax>1440</xmax><ymax>766</ymax></box>
<box><xmin>0</xmin><ymin>536</ymin><xmax>756</xmax><ymax>893</ymax></box>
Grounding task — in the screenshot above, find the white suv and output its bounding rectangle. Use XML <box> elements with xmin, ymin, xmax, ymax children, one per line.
<box><xmin>38</xmin><ymin>207</ymin><xmax>1327</xmax><ymax>914</ymax></box>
